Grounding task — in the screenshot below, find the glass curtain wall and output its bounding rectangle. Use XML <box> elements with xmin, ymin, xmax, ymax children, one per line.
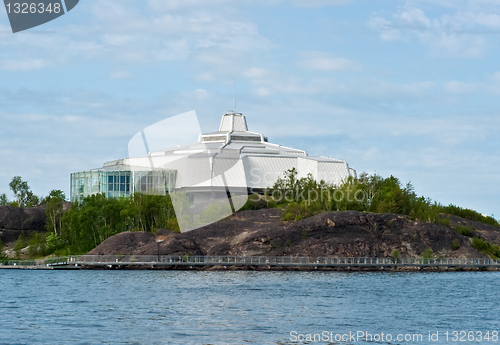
<box><xmin>71</xmin><ymin>169</ymin><xmax>176</xmax><ymax>202</ymax></box>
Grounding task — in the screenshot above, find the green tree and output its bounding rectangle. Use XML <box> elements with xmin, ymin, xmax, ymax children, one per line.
<box><xmin>9</xmin><ymin>176</ymin><xmax>30</xmax><ymax>207</ymax></box>
<box><xmin>41</xmin><ymin>189</ymin><xmax>66</xmax><ymax>205</ymax></box>
<box><xmin>0</xmin><ymin>193</ymin><xmax>8</xmax><ymax>206</ymax></box>
<box><xmin>8</xmin><ymin>176</ymin><xmax>39</xmax><ymax>207</ymax></box>
<box><xmin>25</xmin><ymin>190</ymin><xmax>40</xmax><ymax>207</ymax></box>
<box><xmin>60</xmin><ymin>193</ymin><xmax>178</xmax><ymax>253</ymax></box>
<box><xmin>44</xmin><ymin>190</ymin><xmax>66</xmax><ymax>236</ymax></box>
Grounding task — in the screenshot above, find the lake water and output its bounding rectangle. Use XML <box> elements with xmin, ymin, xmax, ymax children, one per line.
<box><xmin>0</xmin><ymin>270</ymin><xmax>498</xmax><ymax>345</ymax></box>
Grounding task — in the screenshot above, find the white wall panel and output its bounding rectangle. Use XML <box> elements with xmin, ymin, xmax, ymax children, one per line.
<box><xmin>318</xmin><ymin>161</ymin><xmax>349</xmax><ymax>185</ymax></box>
<box><xmin>212</xmin><ymin>157</ymin><xmax>247</xmax><ymax>187</ymax></box>
<box><xmin>244</xmin><ymin>156</ymin><xmax>297</xmax><ymax>188</ymax></box>
<box><xmin>297</xmin><ymin>158</ymin><xmax>318</xmax><ymax>180</ymax></box>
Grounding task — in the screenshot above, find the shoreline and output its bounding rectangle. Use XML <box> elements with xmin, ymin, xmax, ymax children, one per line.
<box><xmin>2</xmin><ymin>264</ymin><xmax>499</xmax><ymax>272</ymax></box>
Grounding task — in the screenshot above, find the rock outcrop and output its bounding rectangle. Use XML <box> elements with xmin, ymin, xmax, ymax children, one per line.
<box><xmin>0</xmin><ymin>205</ymin><xmax>47</xmax><ymax>244</ymax></box>
<box><xmin>87</xmin><ymin>210</ymin><xmax>500</xmax><ymax>259</ymax></box>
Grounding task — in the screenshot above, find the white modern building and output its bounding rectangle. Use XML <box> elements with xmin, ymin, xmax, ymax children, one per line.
<box><xmin>70</xmin><ymin>112</ymin><xmax>355</xmax><ymax>203</ymax></box>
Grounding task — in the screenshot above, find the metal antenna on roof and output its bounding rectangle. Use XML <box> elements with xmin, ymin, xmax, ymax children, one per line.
<box><xmin>232</xmin><ymin>67</ymin><xmax>237</xmax><ymax>113</ymax></box>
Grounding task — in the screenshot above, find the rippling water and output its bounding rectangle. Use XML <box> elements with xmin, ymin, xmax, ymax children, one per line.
<box><xmin>0</xmin><ymin>270</ymin><xmax>498</xmax><ymax>344</ymax></box>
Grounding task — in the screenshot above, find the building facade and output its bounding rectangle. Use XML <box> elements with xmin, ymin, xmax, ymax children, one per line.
<box><xmin>70</xmin><ymin>112</ymin><xmax>355</xmax><ymax>203</ymax></box>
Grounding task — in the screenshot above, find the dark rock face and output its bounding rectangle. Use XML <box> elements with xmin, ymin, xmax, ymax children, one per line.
<box><xmin>0</xmin><ymin>205</ymin><xmax>47</xmax><ymax>231</ymax></box>
<box><xmin>0</xmin><ymin>205</ymin><xmax>49</xmax><ymax>244</ymax></box>
<box><xmin>87</xmin><ymin>210</ymin><xmax>499</xmax><ymax>259</ymax></box>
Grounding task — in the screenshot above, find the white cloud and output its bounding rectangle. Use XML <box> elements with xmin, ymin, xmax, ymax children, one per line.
<box><xmin>367</xmin><ymin>14</ymin><xmax>402</xmax><ymax>41</ymax></box>
<box><xmin>418</xmin><ymin>32</ymin><xmax>485</xmax><ymax>57</ymax></box>
<box><xmin>195</xmin><ymin>72</ymin><xmax>213</xmax><ymax>82</ymax></box>
<box><xmin>148</xmin><ymin>0</ymin><xmax>347</xmax><ymax>10</ymax></box>
<box><xmin>367</xmin><ymin>5</ymin><xmax>499</xmax><ymax>57</ymax></box>
<box><xmin>0</xmin><ymin>59</ymin><xmax>46</xmax><ymax>71</ymax></box>
<box><xmin>242</xmin><ymin>65</ymin><xmax>435</xmax><ymax>100</ymax></box>
<box><xmin>109</xmin><ymin>70</ymin><xmax>133</xmax><ymax>79</ymax></box>
<box><xmin>243</xmin><ymin>67</ymin><xmax>272</xmax><ymax>79</ymax></box>
<box><xmin>148</xmin><ymin>0</ymin><xmax>231</xmax><ymax>11</ymax></box>
<box><xmin>298</xmin><ymin>51</ymin><xmax>363</xmax><ymax>71</ymax></box>
<box><xmin>443</xmin><ymin>80</ymin><xmax>478</xmax><ymax>94</ymax></box>
<box><xmin>394</xmin><ymin>7</ymin><xmax>432</xmax><ymax>28</ymax></box>
<box><xmin>360</xmin><ymin>79</ymin><xmax>435</xmax><ymax>99</ymax></box>
<box><xmin>0</xmin><ymin>0</ymin><xmax>274</xmax><ymax>71</ymax></box>
<box><xmin>291</xmin><ymin>0</ymin><xmax>352</xmax><ymax>7</ymax></box>
<box><xmin>484</xmin><ymin>71</ymin><xmax>500</xmax><ymax>94</ymax></box>
<box><xmin>242</xmin><ymin>67</ymin><xmax>352</xmax><ymax>96</ymax></box>
<box><xmin>489</xmin><ymin>71</ymin><xmax>500</xmax><ymax>82</ymax></box>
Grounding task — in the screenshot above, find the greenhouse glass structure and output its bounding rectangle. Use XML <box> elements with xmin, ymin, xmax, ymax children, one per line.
<box><xmin>70</xmin><ymin>169</ymin><xmax>176</xmax><ymax>202</ymax></box>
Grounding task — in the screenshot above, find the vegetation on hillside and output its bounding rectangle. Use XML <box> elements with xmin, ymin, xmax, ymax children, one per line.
<box><xmin>54</xmin><ymin>193</ymin><xmax>179</xmax><ymax>254</ymax></box>
<box><xmin>260</xmin><ymin>168</ymin><xmax>498</xmax><ymax>227</ymax></box>
<box><xmin>0</xmin><ymin>171</ymin><xmax>498</xmax><ymax>259</ymax></box>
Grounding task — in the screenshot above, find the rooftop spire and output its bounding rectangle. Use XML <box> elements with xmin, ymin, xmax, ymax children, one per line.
<box><xmin>219</xmin><ymin>112</ymin><xmax>248</xmax><ymax>132</ymax></box>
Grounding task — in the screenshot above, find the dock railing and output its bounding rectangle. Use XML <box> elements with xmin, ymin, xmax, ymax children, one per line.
<box><xmin>2</xmin><ymin>256</ymin><xmax>498</xmax><ymax>268</ymax></box>
<box><xmin>74</xmin><ymin>255</ymin><xmax>500</xmax><ymax>268</ymax></box>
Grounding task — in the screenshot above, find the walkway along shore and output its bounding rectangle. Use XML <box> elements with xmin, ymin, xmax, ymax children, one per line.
<box><xmin>2</xmin><ymin>255</ymin><xmax>500</xmax><ymax>271</ymax></box>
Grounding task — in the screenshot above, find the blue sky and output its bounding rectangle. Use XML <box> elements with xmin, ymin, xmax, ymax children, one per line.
<box><xmin>0</xmin><ymin>0</ymin><xmax>499</xmax><ymax>217</ymax></box>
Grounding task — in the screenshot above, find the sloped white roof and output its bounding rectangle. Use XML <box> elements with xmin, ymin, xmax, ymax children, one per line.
<box><xmin>103</xmin><ymin>111</ymin><xmax>354</xmax><ymax>189</ymax></box>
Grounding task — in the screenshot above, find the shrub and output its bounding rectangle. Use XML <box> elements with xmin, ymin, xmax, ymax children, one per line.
<box><xmin>454</xmin><ymin>225</ymin><xmax>473</xmax><ymax>237</ymax></box>
<box><xmin>46</xmin><ymin>233</ymin><xmax>65</xmax><ymax>252</ymax></box>
<box><xmin>240</xmin><ymin>195</ymin><xmax>271</xmax><ymax>211</ymax></box>
<box><xmin>471</xmin><ymin>237</ymin><xmax>490</xmax><ymax>252</ymax></box>
<box><xmin>283</xmin><ymin>213</ymin><xmax>294</xmax><ymax>221</ymax></box>
<box><xmin>451</xmin><ymin>239</ymin><xmax>460</xmax><ymax>250</ymax></box>
<box><xmin>439</xmin><ymin>216</ymin><xmax>451</xmax><ymax>227</ymax></box>
<box><xmin>470</xmin><ymin>238</ymin><xmax>500</xmax><ymax>258</ymax></box>
<box><xmin>422</xmin><ymin>248</ymin><xmax>433</xmax><ymax>259</ymax></box>
<box><xmin>392</xmin><ymin>249</ymin><xmax>400</xmax><ymax>259</ymax></box>
<box><xmin>471</xmin><ymin>237</ymin><xmax>489</xmax><ymax>252</ymax></box>
<box><xmin>166</xmin><ymin>218</ymin><xmax>180</xmax><ymax>233</ymax></box>
<box><xmin>441</xmin><ymin>204</ymin><xmax>499</xmax><ymax>227</ymax></box>
<box><xmin>28</xmin><ymin>232</ymin><xmax>47</xmax><ymax>258</ymax></box>
<box><xmin>13</xmin><ymin>232</ymin><xmax>27</xmax><ymax>257</ymax></box>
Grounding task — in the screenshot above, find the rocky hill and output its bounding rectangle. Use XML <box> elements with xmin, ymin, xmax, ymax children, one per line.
<box><xmin>87</xmin><ymin>209</ymin><xmax>500</xmax><ymax>259</ymax></box>
<box><xmin>0</xmin><ymin>205</ymin><xmax>47</xmax><ymax>244</ymax></box>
